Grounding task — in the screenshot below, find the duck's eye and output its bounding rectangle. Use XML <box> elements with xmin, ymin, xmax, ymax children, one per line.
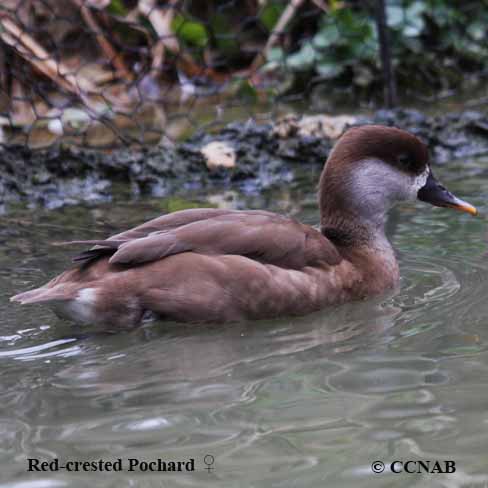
<box><xmin>397</xmin><ymin>153</ymin><xmax>410</xmax><ymax>167</ymax></box>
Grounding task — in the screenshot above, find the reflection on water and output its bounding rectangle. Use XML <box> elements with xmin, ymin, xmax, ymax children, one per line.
<box><xmin>1</xmin><ymin>163</ymin><xmax>488</xmax><ymax>488</ymax></box>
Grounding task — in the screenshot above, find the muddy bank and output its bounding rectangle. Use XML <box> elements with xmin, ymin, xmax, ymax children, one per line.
<box><xmin>2</xmin><ymin>108</ymin><xmax>488</xmax><ymax>212</ymax></box>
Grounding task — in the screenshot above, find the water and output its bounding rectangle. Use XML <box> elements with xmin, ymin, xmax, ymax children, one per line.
<box><xmin>1</xmin><ymin>162</ymin><xmax>487</xmax><ymax>488</ymax></box>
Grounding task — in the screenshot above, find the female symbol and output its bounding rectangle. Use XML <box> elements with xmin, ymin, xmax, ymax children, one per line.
<box><xmin>203</xmin><ymin>454</ymin><xmax>215</xmax><ymax>473</ymax></box>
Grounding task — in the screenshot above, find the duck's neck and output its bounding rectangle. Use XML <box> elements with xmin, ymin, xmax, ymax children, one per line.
<box><xmin>320</xmin><ymin>205</ymin><xmax>388</xmax><ymax>247</ymax></box>
<box><xmin>320</xmin><ymin>209</ymin><xmax>399</xmax><ymax>290</ymax></box>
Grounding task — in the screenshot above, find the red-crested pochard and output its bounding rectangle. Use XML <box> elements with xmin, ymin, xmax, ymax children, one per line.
<box><xmin>11</xmin><ymin>125</ymin><xmax>477</xmax><ymax>327</ymax></box>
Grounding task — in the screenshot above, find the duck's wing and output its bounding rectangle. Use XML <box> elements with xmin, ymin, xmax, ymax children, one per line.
<box><xmin>108</xmin><ymin>208</ymin><xmax>241</xmax><ymax>241</ymax></box>
<box><xmin>69</xmin><ymin>211</ymin><xmax>342</xmax><ymax>269</ymax></box>
<box><xmin>69</xmin><ymin>208</ymin><xmax>239</xmax><ymax>263</ymax></box>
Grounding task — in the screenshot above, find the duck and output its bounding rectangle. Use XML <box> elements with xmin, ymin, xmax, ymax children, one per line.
<box><xmin>10</xmin><ymin>125</ymin><xmax>477</xmax><ymax>327</ymax></box>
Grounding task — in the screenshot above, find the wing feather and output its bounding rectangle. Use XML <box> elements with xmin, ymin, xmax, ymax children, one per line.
<box><xmin>64</xmin><ymin>209</ymin><xmax>342</xmax><ymax>269</ymax></box>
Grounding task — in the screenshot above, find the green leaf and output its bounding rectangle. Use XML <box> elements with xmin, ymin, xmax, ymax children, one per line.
<box><xmin>313</xmin><ymin>24</ymin><xmax>340</xmax><ymax>48</ymax></box>
<box><xmin>286</xmin><ymin>42</ymin><xmax>317</xmax><ymax>69</ymax></box>
<box><xmin>328</xmin><ymin>0</ymin><xmax>342</xmax><ymax>13</ymax></box>
<box><xmin>427</xmin><ymin>2</ymin><xmax>456</xmax><ymax>27</ymax></box>
<box><xmin>262</xmin><ymin>47</ymin><xmax>285</xmax><ymax>72</ymax></box>
<box><xmin>107</xmin><ymin>0</ymin><xmax>128</xmax><ymax>16</ymax></box>
<box><xmin>172</xmin><ymin>14</ymin><xmax>209</xmax><ymax>48</ymax></box>
<box><xmin>403</xmin><ymin>1</ymin><xmax>425</xmax><ymax>37</ymax></box>
<box><xmin>260</xmin><ymin>2</ymin><xmax>285</xmax><ymax>31</ymax></box>
<box><xmin>387</xmin><ymin>2</ymin><xmax>425</xmax><ymax>36</ymax></box>
<box><xmin>468</xmin><ymin>22</ymin><xmax>485</xmax><ymax>41</ymax></box>
<box><xmin>386</xmin><ymin>5</ymin><xmax>405</xmax><ymax>28</ymax></box>
<box><xmin>408</xmin><ymin>1</ymin><xmax>426</xmax><ymax>18</ymax></box>
<box><xmin>266</xmin><ymin>47</ymin><xmax>285</xmax><ymax>63</ymax></box>
<box><xmin>316</xmin><ymin>62</ymin><xmax>344</xmax><ymax>78</ymax></box>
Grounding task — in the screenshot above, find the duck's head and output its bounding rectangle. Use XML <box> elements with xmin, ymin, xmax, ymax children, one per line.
<box><xmin>319</xmin><ymin>125</ymin><xmax>477</xmax><ymax>237</ymax></box>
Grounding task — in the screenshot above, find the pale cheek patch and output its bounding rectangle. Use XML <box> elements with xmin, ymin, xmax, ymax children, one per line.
<box><xmin>411</xmin><ymin>167</ymin><xmax>429</xmax><ymax>199</ymax></box>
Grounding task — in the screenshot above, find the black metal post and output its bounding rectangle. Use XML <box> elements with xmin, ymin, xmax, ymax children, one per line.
<box><xmin>375</xmin><ymin>0</ymin><xmax>397</xmax><ymax>108</ymax></box>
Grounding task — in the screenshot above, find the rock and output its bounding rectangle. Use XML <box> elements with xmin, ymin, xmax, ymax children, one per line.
<box><xmin>274</xmin><ymin>114</ymin><xmax>356</xmax><ymax>140</ymax></box>
<box><xmin>201</xmin><ymin>141</ymin><xmax>236</xmax><ymax>170</ymax></box>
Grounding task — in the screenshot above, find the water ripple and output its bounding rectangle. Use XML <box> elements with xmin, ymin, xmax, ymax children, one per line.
<box><xmin>1</xmin><ymin>176</ymin><xmax>488</xmax><ymax>487</ymax></box>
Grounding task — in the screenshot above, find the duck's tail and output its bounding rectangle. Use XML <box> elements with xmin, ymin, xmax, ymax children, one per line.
<box><xmin>10</xmin><ymin>285</ymin><xmax>74</xmax><ymax>305</ymax></box>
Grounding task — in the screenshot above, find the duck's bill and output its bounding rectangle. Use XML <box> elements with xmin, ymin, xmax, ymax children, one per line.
<box><xmin>418</xmin><ymin>171</ymin><xmax>478</xmax><ymax>216</ymax></box>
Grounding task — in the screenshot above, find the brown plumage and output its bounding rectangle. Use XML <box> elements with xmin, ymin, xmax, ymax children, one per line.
<box><xmin>10</xmin><ymin>125</ymin><xmax>477</xmax><ymax>327</ymax></box>
<box><xmin>69</xmin><ymin>209</ymin><xmax>342</xmax><ymax>268</ymax></box>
